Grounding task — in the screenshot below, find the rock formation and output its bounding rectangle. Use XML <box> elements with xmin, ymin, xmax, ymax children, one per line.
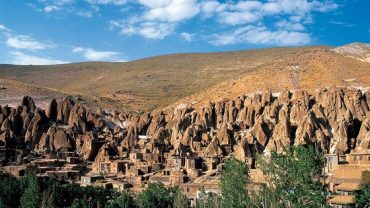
<box><xmin>0</xmin><ymin>87</ymin><xmax>369</xmax><ymax>167</ymax></box>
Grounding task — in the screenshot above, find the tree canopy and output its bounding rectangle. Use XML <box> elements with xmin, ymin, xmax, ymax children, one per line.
<box><xmin>220</xmin><ymin>156</ymin><xmax>249</xmax><ymax>208</ymax></box>
<box><xmin>257</xmin><ymin>146</ymin><xmax>326</xmax><ymax>208</ymax></box>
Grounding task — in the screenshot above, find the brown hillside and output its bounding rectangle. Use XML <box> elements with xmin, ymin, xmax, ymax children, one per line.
<box><xmin>0</xmin><ymin>47</ymin><xmax>322</xmax><ymax>111</ymax></box>
<box><xmin>170</xmin><ymin>47</ymin><xmax>370</xmax><ymax>109</ymax></box>
<box><xmin>0</xmin><ymin>78</ymin><xmax>118</xmax><ymax>109</ymax></box>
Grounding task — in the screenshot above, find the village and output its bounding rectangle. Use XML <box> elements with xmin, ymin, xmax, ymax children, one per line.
<box><xmin>2</xmin><ymin>139</ymin><xmax>370</xmax><ymax>207</ymax></box>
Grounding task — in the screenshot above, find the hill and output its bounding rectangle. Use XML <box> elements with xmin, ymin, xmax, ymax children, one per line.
<box><xmin>168</xmin><ymin>46</ymin><xmax>370</xmax><ymax>109</ymax></box>
<box><xmin>0</xmin><ymin>44</ymin><xmax>369</xmax><ymax>112</ymax></box>
<box><xmin>0</xmin><ymin>78</ymin><xmax>107</xmax><ymax>109</ymax></box>
<box><xmin>0</xmin><ymin>46</ymin><xmax>323</xmax><ymax>111</ymax></box>
<box><xmin>332</xmin><ymin>42</ymin><xmax>370</xmax><ymax>63</ymax></box>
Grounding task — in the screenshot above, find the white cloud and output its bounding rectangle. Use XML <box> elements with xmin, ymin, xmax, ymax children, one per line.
<box><xmin>86</xmin><ymin>0</ymin><xmax>127</xmax><ymax>5</ymax></box>
<box><xmin>125</xmin><ymin>21</ymin><xmax>174</xmax><ymax>39</ymax></box>
<box><xmin>6</xmin><ymin>35</ymin><xmax>54</xmax><ymax>51</ymax></box>
<box><xmin>181</xmin><ymin>32</ymin><xmax>194</xmax><ymax>42</ymax></box>
<box><xmin>200</xmin><ymin>1</ymin><xmax>226</xmax><ymax>18</ymax></box>
<box><xmin>261</xmin><ymin>2</ymin><xmax>282</xmax><ymax>15</ymax></box>
<box><xmin>275</xmin><ymin>20</ymin><xmax>305</xmax><ymax>31</ymax></box>
<box><xmin>312</xmin><ymin>1</ymin><xmax>339</xmax><ymax>12</ymax></box>
<box><xmin>9</xmin><ymin>51</ymin><xmax>66</xmax><ymax>65</ymax></box>
<box><xmin>44</xmin><ymin>5</ymin><xmax>60</xmax><ymax>13</ymax></box>
<box><xmin>42</xmin><ymin>0</ymin><xmax>75</xmax><ymax>11</ymax></box>
<box><xmin>111</xmin><ymin>0</ymin><xmax>200</xmax><ymax>39</ymax></box>
<box><xmin>29</xmin><ymin>0</ymin><xmax>338</xmax><ymax>47</ymax></box>
<box><xmin>140</xmin><ymin>0</ymin><xmax>200</xmax><ymax>22</ymax></box>
<box><xmin>329</xmin><ymin>21</ymin><xmax>356</xmax><ymax>28</ymax></box>
<box><xmin>203</xmin><ymin>0</ymin><xmax>337</xmax><ymax>46</ymax></box>
<box><xmin>111</xmin><ymin>17</ymin><xmax>176</xmax><ymax>40</ymax></box>
<box><xmin>77</xmin><ymin>10</ymin><xmax>93</xmax><ymax>18</ymax></box>
<box><xmin>201</xmin><ymin>0</ymin><xmax>338</xmax><ymax>26</ymax></box>
<box><xmin>219</xmin><ymin>11</ymin><xmax>262</xmax><ymax>26</ymax></box>
<box><xmin>34</xmin><ymin>0</ymin><xmax>98</xmax><ymax>17</ymax></box>
<box><xmin>210</xmin><ymin>34</ymin><xmax>236</xmax><ymax>46</ymax></box>
<box><xmin>72</xmin><ymin>47</ymin><xmax>126</xmax><ymax>61</ymax></box>
<box><xmin>136</xmin><ymin>22</ymin><xmax>175</xmax><ymax>39</ymax></box>
<box><xmin>0</xmin><ymin>24</ymin><xmax>11</xmax><ymax>32</ymax></box>
<box><xmin>210</xmin><ymin>26</ymin><xmax>311</xmax><ymax>46</ymax></box>
<box><xmin>47</xmin><ymin>0</ymin><xmax>75</xmax><ymax>6</ymax></box>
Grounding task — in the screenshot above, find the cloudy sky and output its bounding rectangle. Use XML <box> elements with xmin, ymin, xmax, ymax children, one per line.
<box><xmin>0</xmin><ymin>0</ymin><xmax>369</xmax><ymax>65</ymax></box>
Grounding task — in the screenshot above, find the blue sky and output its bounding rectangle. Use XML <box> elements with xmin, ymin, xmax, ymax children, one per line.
<box><xmin>0</xmin><ymin>0</ymin><xmax>369</xmax><ymax>65</ymax></box>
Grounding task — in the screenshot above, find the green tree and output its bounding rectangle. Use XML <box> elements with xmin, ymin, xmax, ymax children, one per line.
<box><xmin>56</xmin><ymin>183</ymin><xmax>115</xmax><ymax>208</ymax></box>
<box><xmin>220</xmin><ymin>156</ymin><xmax>249</xmax><ymax>208</ymax></box>
<box><xmin>355</xmin><ymin>171</ymin><xmax>370</xmax><ymax>208</ymax></box>
<box><xmin>39</xmin><ymin>177</ymin><xmax>61</xmax><ymax>208</ymax></box>
<box><xmin>20</xmin><ymin>174</ymin><xmax>41</xmax><ymax>208</ymax></box>
<box><xmin>355</xmin><ymin>183</ymin><xmax>370</xmax><ymax>208</ymax></box>
<box><xmin>250</xmin><ymin>183</ymin><xmax>280</xmax><ymax>208</ymax></box>
<box><xmin>71</xmin><ymin>198</ymin><xmax>88</xmax><ymax>208</ymax></box>
<box><xmin>258</xmin><ymin>146</ymin><xmax>326</xmax><ymax>208</ymax></box>
<box><xmin>106</xmin><ymin>191</ymin><xmax>136</xmax><ymax>208</ymax></box>
<box><xmin>137</xmin><ymin>182</ymin><xmax>174</xmax><ymax>208</ymax></box>
<box><xmin>196</xmin><ymin>189</ymin><xmax>222</xmax><ymax>208</ymax></box>
<box><xmin>0</xmin><ymin>173</ymin><xmax>21</xmax><ymax>207</ymax></box>
<box><xmin>173</xmin><ymin>187</ymin><xmax>190</xmax><ymax>208</ymax></box>
<box><xmin>41</xmin><ymin>187</ymin><xmax>56</xmax><ymax>208</ymax></box>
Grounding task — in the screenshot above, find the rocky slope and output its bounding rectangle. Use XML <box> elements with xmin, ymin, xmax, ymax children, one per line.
<box><xmin>333</xmin><ymin>43</ymin><xmax>370</xmax><ymax>63</ymax></box>
<box><xmin>1</xmin><ymin>86</ymin><xmax>369</xmax><ymax>166</ymax></box>
<box><xmin>171</xmin><ymin>47</ymin><xmax>370</xmax><ymax>109</ymax></box>
<box><xmin>0</xmin><ymin>78</ymin><xmax>119</xmax><ymax>110</ymax></box>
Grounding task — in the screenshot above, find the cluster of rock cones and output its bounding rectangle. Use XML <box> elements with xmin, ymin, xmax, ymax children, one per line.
<box><xmin>0</xmin><ymin>86</ymin><xmax>370</xmax><ymax>164</ymax></box>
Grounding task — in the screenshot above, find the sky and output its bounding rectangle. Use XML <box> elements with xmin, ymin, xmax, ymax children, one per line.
<box><xmin>0</xmin><ymin>0</ymin><xmax>369</xmax><ymax>65</ymax></box>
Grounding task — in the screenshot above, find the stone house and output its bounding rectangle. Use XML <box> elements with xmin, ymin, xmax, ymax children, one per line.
<box><xmin>46</xmin><ymin>170</ymin><xmax>80</xmax><ymax>181</ymax></box>
<box><xmin>93</xmin><ymin>160</ymin><xmax>125</xmax><ymax>174</ymax></box>
<box><xmin>81</xmin><ymin>175</ymin><xmax>105</xmax><ymax>185</ymax></box>
<box><xmin>326</xmin><ymin>152</ymin><xmax>370</xmax><ymax>208</ymax></box>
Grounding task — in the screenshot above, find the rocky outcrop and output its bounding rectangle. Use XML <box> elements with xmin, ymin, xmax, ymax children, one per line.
<box><xmin>36</xmin><ymin>125</ymin><xmax>73</xmax><ymax>152</ymax></box>
<box><xmin>0</xmin><ymin>87</ymin><xmax>370</xmax><ymax>165</ymax></box>
<box><xmin>24</xmin><ymin>109</ymin><xmax>48</xmax><ymax>149</ymax></box>
<box><xmin>21</xmin><ymin>96</ymin><xmax>36</xmax><ymax>113</ymax></box>
<box><xmin>57</xmin><ymin>97</ymin><xmax>74</xmax><ymax>124</ymax></box>
<box><xmin>68</xmin><ymin>104</ymin><xmax>88</xmax><ymax>134</ymax></box>
<box><xmin>46</xmin><ymin>98</ymin><xmax>58</xmax><ymax>121</ymax></box>
<box><xmin>354</xmin><ymin>117</ymin><xmax>370</xmax><ymax>152</ymax></box>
